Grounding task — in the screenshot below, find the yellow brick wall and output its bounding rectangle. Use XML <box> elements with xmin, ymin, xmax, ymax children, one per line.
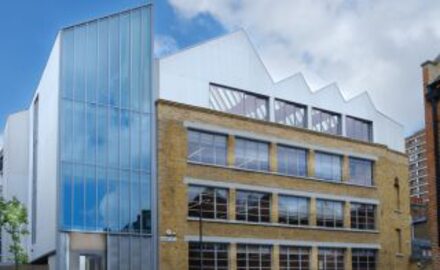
<box><xmin>157</xmin><ymin>100</ymin><xmax>412</xmax><ymax>270</ymax></box>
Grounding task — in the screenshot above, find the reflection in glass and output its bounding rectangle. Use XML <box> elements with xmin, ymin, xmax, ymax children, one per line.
<box><xmin>60</xmin><ymin>7</ymin><xmax>152</xmax><ymax>234</ymax></box>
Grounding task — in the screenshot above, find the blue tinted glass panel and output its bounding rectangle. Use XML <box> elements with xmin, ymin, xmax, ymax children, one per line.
<box><xmin>86</xmin><ymin>22</ymin><xmax>98</xmax><ymax>104</ymax></box>
<box><xmin>108</xmin><ymin>108</ymin><xmax>120</xmax><ymax>167</ymax></box>
<box><xmin>97</xmin><ymin>19</ymin><xmax>109</xmax><ymax>104</ymax></box>
<box><xmin>72</xmin><ymin>164</ymin><xmax>85</xmax><ymax>229</ymax></box>
<box><xmin>84</xmin><ymin>165</ymin><xmax>97</xmax><ymax>230</ymax></box>
<box><xmin>74</xmin><ymin>26</ymin><xmax>87</xmax><ymax>101</ymax></box>
<box><xmin>61</xmin><ymin>29</ymin><xmax>74</xmax><ymax>99</ymax></box>
<box><xmin>85</xmin><ymin>104</ymin><xmax>96</xmax><ymax>164</ymax></box>
<box><xmin>109</xmin><ymin>16</ymin><xmax>120</xmax><ymax>107</ymax></box>
<box><xmin>60</xmin><ymin>6</ymin><xmax>152</xmax><ymax>234</ymax></box>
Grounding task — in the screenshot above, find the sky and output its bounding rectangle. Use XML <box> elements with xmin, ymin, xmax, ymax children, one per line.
<box><xmin>1</xmin><ymin>0</ymin><xmax>439</xmax><ymax>146</ymax></box>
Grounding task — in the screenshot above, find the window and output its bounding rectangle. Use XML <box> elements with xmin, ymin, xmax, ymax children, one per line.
<box><xmin>277</xmin><ymin>145</ymin><xmax>308</xmax><ymax>177</ymax></box>
<box><xmin>274</xmin><ymin>99</ymin><xmax>307</xmax><ymax>128</ymax></box>
<box><xmin>189</xmin><ymin>242</ymin><xmax>228</xmax><ymax>270</ymax></box>
<box><xmin>280</xmin><ymin>246</ymin><xmax>310</xmax><ymax>270</ymax></box>
<box><xmin>352</xmin><ymin>249</ymin><xmax>376</xmax><ymax>270</ymax></box>
<box><xmin>79</xmin><ymin>254</ymin><xmax>102</xmax><ymax>270</ymax></box>
<box><xmin>188</xmin><ymin>186</ymin><xmax>228</xmax><ymax>219</ymax></box>
<box><xmin>236</xmin><ymin>191</ymin><xmax>271</xmax><ymax>223</ymax></box>
<box><xmin>316</xmin><ymin>200</ymin><xmax>344</xmax><ymax>228</ymax></box>
<box><xmin>278</xmin><ymin>195</ymin><xmax>309</xmax><ymax>226</ymax></box>
<box><xmin>396</xmin><ymin>229</ymin><xmax>402</xmax><ymax>253</ymax></box>
<box><xmin>315</xmin><ymin>152</ymin><xmax>342</xmax><ymax>182</ymax></box>
<box><xmin>318</xmin><ymin>248</ymin><xmax>345</xmax><ymax>270</ymax></box>
<box><xmin>350</xmin><ymin>203</ymin><xmax>376</xmax><ymax>230</ymax></box>
<box><xmin>188</xmin><ymin>130</ymin><xmax>227</xmax><ymax>165</ymax></box>
<box><xmin>394</xmin><ymin>178</ymin><xmax>401</xmax><ymax>210</ymax></box>
<box><xmin>235</xmin><ymin>138</ymin><xmax>269</xmax><ymax>171</ymax></box>
<box><xmin>312</xmin><ymin>108</ymin><xmax>341</xmax><ymax>135</ymax></box>
<box><xmin>346</xmin><ymin>116</ymin><xmax>373</xmax><ymax>142</ymax></box>
<box><xmin>349</xmin><ymin>158</ymin><xmax>374</xmax><ymax>186</ymax></box>
<box><xmin>209</xmin><ymin>84</ymin><xmax>269</xmax><ymax>120</ymax></box>
<box><xmin>237</xmin><ymin>244</ymin><xmax>272</xmax><ymax>270</ymax></box>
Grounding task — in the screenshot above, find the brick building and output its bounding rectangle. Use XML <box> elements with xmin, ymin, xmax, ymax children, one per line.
<box><xmin>406</xmin><ymin>130</ymin><xmax>428</xmax><ymax>202</ymax></box>
<box><xmin>422</xmin><ymin>55</ymin><xmax>440</xmax><ymax>269</ymax></box>
<box><xmin>156</xmin><ymin>31</ymin><xmax>412</xmax><ymax>269</ymax></box>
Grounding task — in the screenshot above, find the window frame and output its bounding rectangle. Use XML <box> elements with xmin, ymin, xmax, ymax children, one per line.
<box><xmin>187</xmin><ymin>129</ymin><xmax>228</xmax><ymax>166</ymax></box>
<box><xmin>188</xmin><ymin>242</ymin><xmax>229</xmax><ymax>270</ymax></box>
<box><xmin>316</xmin><ymin>199</ymin><xmax>344</xmax><ymax>228</ymax></box>
<box><xmin>311</xmin><ymin>107</ymin><xmax>342</xmax><ymax>136</ymax></box>
<box><xmin>209</xmin><ymin>83</ymin><xmax>269</xmax><ymax>121</ymax></box>
<box><xmin>315</xmin><ymin>151</ymin><xmax>343</xmax><ymax>182</ymax></box>
<box><xmin>187</xmin><ymin>185</ymin><xmax>229</xmax><ymax>220</ymax></box>
<box><xmin>346</xmin><ymin>115</ymin><xmax>373</xmax><ymax>142</ymax></box>
<box><xmin>235</xmin><ymin>137</ymin><xmax>270</xmax><ymax>172</ymax></box>
<box><xmin>351</xmin><ymin>249</ymin><xmax>377</xmax><ymax>270</ymax></box>
<box><xmin>278</xmin><ymin>195</ymin><xmax>310</xmax><ymax>226</ymax></box>
<box><xmin>274</xmin><ymin>98</ymin><xmax>308</xmax><ymax>128</ymax></box>
<box><xmin>349</xmin><ymin>157</ymin><xmax>374</xmax><ymax>186</ymax></box>
<box><xmin>350</xmin><ymin>203</ymin><xmax>376</xmax><ymax>230</ymax></box>
<box><xmin>280</xmin><ymin>246</ymin><xmax>310</xmax><ymax>270</ymax></box>
<box><xmin>318</xmin><ymin>248</ymin><xmax>345</xmax><ymax>270</ymax></box>
<box><xmin>237</xmin><ymin>244</ymin><xmax>272</xmax><ymax>270</ymax></box>
<box><xmin>236</xmin><ymin>190</ymin><xmax>271</xmax><ymax>223</ymax></box>
<box><xmin>277</xmin><ymin>144</ymin><xmax>308</xmax><ymax>177</ymax></box>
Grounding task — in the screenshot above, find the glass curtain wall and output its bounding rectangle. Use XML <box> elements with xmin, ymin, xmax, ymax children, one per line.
<box><xmin>59</xmin><ymin>6</ymin><xmax>152</xmax><ymax>235</ymax></box>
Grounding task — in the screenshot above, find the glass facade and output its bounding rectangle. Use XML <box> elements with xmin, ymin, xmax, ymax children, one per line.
<box><xmin>60</xmin><ymin>6</ymin><xmax>152</xmax><ymax>234</ymax></box>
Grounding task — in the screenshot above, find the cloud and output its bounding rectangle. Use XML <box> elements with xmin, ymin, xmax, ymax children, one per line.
<box><xmin>168</xmin><ymin>0</ymin><xmax>440</xmax><ymax>135</ymax></box>
<box><xmin>154</xmin><ymin>34</ymin><xmax>179</xmax><ymax>58</ymax></box>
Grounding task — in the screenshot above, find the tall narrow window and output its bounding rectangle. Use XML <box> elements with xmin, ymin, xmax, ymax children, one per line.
<box><xmin>187</xmin><ymin>130</ymin><xmax>227</xmax><ymax>165</ymax></box>
<box><xmin>394</xmin><ymin>178</ymin><xmax>401</xmax><ymax>210</ymax></box>
<box><xmin>318</xmin><ymin>248</ymin><xmax>345</xmax><ymax>270</ymax></box>
<box><xmin>352</xmin><ymin>249</ymin><xmax>377</xmax><ymax>270</ymax></box>
<box><xmin>396</xmin><ymin>229</ymin><xmax>402</xmax><ymax>253</ymax></box>
<box><xmin>0</xmin><ymin>151</ymin><xmax>3</xmax><ymax>176</ymax></box>
<box><xmin>278</xmin><ymin>195</ymin><xmax>309</xmax><ymax>226</ymax></box>
<box><xmin>236</xmin><ymin>191</ymin><xmax>271</xmax><ymax>223</ymax></box>
<box><xmin>349</xmin><ymin>158</ymin><xmax>374</xmax><ymax>186</ymax></box>
<box><xmin>315</xmin><ymin>152</ymin><xmax>342</xmax><ymax>182</ymax></box>
<box><xmin>235</xmin><ymin>138</ymin><xmax>269</xmax><ymax>171</ymax></box>
<box><xmin>312</xmin><ymin>108</ymin><xmax>341</xmax><ymax>135</ymax></box>
<box><xmin>237</xmin><ymin>244</ymin><xmax>272</xmax><ymax>270</ymax></box>
<box><xmin>277</xmin><ymin>145</ymin><xmax>308</xmax><ymax>177</ymax></box>
<box><xmin>32</xmin><ymin>96</ymin><xmax>39</xmax><ymax>244</ymax></box>
<box><xmin>274</xmin><ymin>99</ymin><xmax>307</xmax><ymax>128</ymax></box>
<box><xmin>187</xmin><ymin>186</ymin><xmax>228</xmax><ymax>219</ymax></box>
<box><xmin>189</xmin><ymin>242</ymin><xmax>229</xmax><ymax>270</ymax></box>
<box><xmin>209</xmin><ymin>84</ymin><xmax>269</xmax><ymax>120</ymax></box>
<box><xmin>346</xmin><ymin>116</ymin><xmax>373</xmax><ymax>142</ymax></box>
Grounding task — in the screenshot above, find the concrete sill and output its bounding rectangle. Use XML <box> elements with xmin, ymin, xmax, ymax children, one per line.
<box><xmin>187</xmin><ymin>217</ymin><xmax>380</xmax><ymax>234</ymax></box>
<box><xmin>395</xmin><ymin>253</ymin><xmax>405</xmax><ymax>258</ymax></box>
<box><xmin>187</xmin><ymin>161</ymin><xmax>377</xmax><ymax>190</ymax></box>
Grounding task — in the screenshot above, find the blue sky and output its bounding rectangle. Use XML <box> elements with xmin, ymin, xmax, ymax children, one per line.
<box><xmin>0</xmin><ymin>0</ymin><xmax>225</xmax><ymax>135</ymax></box>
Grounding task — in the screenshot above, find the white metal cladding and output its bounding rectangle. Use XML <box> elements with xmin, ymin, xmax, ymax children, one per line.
<box><xmin>158</xmin><ymin>30</ymin><xmax>404</xmax><ymax>152</ymax></box>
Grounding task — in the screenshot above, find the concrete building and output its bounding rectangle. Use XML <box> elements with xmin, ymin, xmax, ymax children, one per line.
<box><xmin>0</xmin><ymin>5</ymin><xmax>155</xmax><ymax>270</ymax></box>
<box><xmin>156</xmin><ymin>31</ymin><xmax>411</xmax><ymax>269</ymax></box>
<box><xmin>406</xmin><ymin>129</ymin><xmax>428</xmax><ymax>202</ymax></box>
<box><xmin>0</xmin><ymin>5</ymin><xmax>413</xmax><ymax>270</ymax></box>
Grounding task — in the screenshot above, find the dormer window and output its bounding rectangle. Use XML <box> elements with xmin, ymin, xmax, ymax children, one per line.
<box><xmin>311</xmin><ymin>108</ymin><xmax>342</xmax><ymax>135</ymax></box>
<box><xmin>346</xmin><ymin>116</ymin><xmax>373</xmax><ymax>142</ymax></box>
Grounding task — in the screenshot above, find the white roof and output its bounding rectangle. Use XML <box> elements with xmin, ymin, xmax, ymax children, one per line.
<box><xmin>157</xmin><ymin>30</ymin><xmax>404</xmax><ymax>152</ymax></box>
